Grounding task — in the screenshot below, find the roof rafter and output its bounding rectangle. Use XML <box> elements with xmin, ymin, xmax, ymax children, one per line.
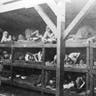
<box><xmin>47</xmin><ymin>0</ymin><xmax>58</xmax><ymax>16</ymax></box>
<box><xmin>34</xmin><ymin>5</ymin><xmax>57</xmax><ymax>37</ymax></box>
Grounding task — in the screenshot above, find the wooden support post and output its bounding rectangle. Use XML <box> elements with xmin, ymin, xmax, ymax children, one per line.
<box><xmin>64</xmin><ymin>0</ymin><xmax>96</xmax><ymax>39</ymax></box>
<box><xmin>89</xmin><ymin>45</ymin><xmax>94</xmax><ymax>96</ymax></box>
<box><xmin>34</xmin><ymin>5</ymin><xmax>57</xmax><ymax>37</ymax></box>
<box><xmin>56</xmin><ymin>15</ymin><xmax>65</xmax><ymax>96</ymax></box>
<box><xmin>86</xmin><ymin>45</ymin><xmax>90</xmax><ymax>96</ymax></box>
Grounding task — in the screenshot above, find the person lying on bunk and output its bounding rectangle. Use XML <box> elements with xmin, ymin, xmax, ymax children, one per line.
<box><xmin>67</xmin><ymin>25</ymin><xmax>96</xmax><ymax>43</ymax></box>
<box><xmin>30</xmin><ymin>30</ymin><xmax>42</xmax><ymax>41</ymax></box>
<box><xmin>25</xmin><ymin>28</ymin><xmax>42</xmax><ymax>41</ymax></box>
<box><xmin>1</xmin><ymin>31</ymin><xmax>11</xmax><ymax>43</ymax></box>
<box><xmin>42</xmin><ymin>26</ymin><xmax>57</xmax><ymax>43</ymax></box>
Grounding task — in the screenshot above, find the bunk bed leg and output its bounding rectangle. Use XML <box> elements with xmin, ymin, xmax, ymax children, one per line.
<box><xmin>90</xmin><ymin>46</ymin><xmax>94</xmax><ymax>96</ymax></box>
<box><xmin>85</xmin><ymin>46</ymin><xmax>90</xmax><ymax>96</ymax></box>
<box><xmin>41</xmin><ymin>47</ymin><xmax>45</xmax><ymax>96</ymax></box>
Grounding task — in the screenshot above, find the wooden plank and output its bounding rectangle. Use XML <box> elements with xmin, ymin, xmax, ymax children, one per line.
<box><xmin>64</xmin><ymin>0</ymin><xmax>96</xmax><ymax>39</ymax></box>
<box><xmin>0</xmin><ymin>0</ymin><xmax>47</xmax><ymax>13</ymax></box>
<box><xmin>34</xmin><ymin>5</ymin><xmax>57</xmax><ymax>37</ymax></box>
<box><xmin>56</xmin><ymin>15</ymin><xmax>65</xmax><ymax>96</ymax></box>
<box><xmin>64</xmin><ymin>67</ymin><xmax>88</xmax><ymax>73</ymax></box>
<box><xmin>0</xmin><ymin>0</ymin><xmax>14</xmax><ymax>4</ymax></box>
<box><xmin>66</xmin><ymin>39</ymin><xmax>89</xmax><ymax>47</ymax></box>
<box><xmin>0</xmin><ymin>0</ymin><xmax>25</xmax><ymax>13</ymax></box>
<box><xmin>13</xmin><ymin>41</ymin><xmax>43</xmax><ymax>48</ymax></box>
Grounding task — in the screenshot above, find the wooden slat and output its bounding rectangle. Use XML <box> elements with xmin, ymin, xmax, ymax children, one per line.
<box><xmin>64</xmin><ymin>0</ymin><xmax>96</xmax><ymax>39</ymax></box>
<box><xmin>0</xmin><ymin>41</ymin><xmax>90</xmax><ymax>48</ymax></box>
<box><xmin>34</xmin><ymin>5</ymin><xmax>57</xmax><ymax>37</ymax></box>
<box><xmin>64</xmin><ymin>67</ymin><xmax>88</xmax><ymax>73</ymax></box>
<box><xmin>0</xmin><ymin>43</ymin><xmax>12</xmax><ymax>47</ymax></box>
<box><xmin>13</xmin><ymin>41</ymin><xmax>43</xmax><ymax>48</ymax></box>
<box><xmin>66</xmin><ymin>39</ymin><xmax>89</xmax><ymax>47</ymax></box>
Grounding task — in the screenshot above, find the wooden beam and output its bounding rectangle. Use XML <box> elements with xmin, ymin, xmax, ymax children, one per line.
<box><xmin>0</xmin><ymin>0</ymin><xmax>47</xmax><ymax>13</ymax></box>
<box><xmin>56</xmin><ymin>15</ymin><xmax>65</xmax><ymax>96</ymax></box>
<box><xmin>64</xmin><ymin>0</ymin><xmax>96</xmax><ymax>39</ymax></box>
<box><xmin>34</xmin><ymin>5</ymin><xmax>57</xmax><ymax>37</ymax></box>
<box><xmin>47</xmin><ymin>0</ymin><xmax>58</xmax><ymax>16</ymax></box>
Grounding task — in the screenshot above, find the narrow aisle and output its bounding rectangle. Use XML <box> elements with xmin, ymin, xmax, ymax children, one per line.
<box><xmin>0</xmin><ymin>84</ymin><xmax>54</xmax><ymax>96</ymax></box>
